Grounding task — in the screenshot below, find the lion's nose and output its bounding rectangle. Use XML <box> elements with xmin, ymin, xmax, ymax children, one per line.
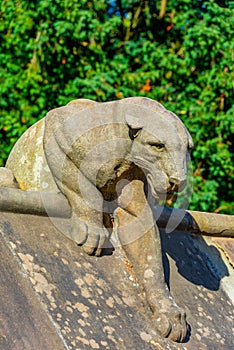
<box><xmin>169</xmin><ymin>177</ymin><xmax>187</xmax><ymax>192</ymax></box>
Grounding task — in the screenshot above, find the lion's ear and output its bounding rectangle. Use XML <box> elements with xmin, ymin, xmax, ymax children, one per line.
<box><xmin>125</xmin><ymin>114</ymin><xmax>143</xmax><ymax>140</ymax></box>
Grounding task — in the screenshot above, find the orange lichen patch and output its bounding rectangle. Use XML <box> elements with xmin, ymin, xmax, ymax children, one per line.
<box><xmin>18</xmin><ymin>181</ymin><xmax>27</xmax><ymax>190</ymax></box>
<box><xmin>124</xmin><ymin>257</ymin><xmax>137</xmax><ymax>283</ymax></box>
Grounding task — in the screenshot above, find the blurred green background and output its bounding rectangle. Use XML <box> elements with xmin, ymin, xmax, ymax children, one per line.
<box><xmin>0</xmin><ymin>0</ymin><xmax>233</xmax><ymax>213</ymax></box>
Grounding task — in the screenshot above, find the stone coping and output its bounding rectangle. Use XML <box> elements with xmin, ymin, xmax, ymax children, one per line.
<box><xmin>0</xmin><ymin>212</ymin><xmax>233</xmax><ymax>350</ymax></box>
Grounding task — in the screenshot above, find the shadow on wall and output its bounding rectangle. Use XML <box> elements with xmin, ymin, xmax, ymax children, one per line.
<box><xmin>160</xmin><ymin>229</ymin><xmax>229</xmax><ymax>291</ymax></box>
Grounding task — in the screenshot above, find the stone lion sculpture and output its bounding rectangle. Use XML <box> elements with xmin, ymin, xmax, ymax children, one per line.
<box><xmin>1</xmin><ymin>97</ymin><xmax>193</xmax><ymax>342</ymax></box>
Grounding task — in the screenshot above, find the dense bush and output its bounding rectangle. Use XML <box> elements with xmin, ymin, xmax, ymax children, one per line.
<box><xmin>0</xmin><ymin>0</ymin><xmax>233</xmax><ymax>213</ymax></box>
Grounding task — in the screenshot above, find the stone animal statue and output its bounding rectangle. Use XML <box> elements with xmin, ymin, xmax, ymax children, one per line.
<box><xmin>1</xmin><ymin>97</ymin><xmax>193</xmax><ymax>342</ymax></box>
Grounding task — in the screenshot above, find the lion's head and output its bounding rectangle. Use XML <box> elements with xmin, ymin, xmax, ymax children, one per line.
<box><xmin>122</xmin><ymin>97</ymin><xmax>193</xmax><ymax>200</ymax></box>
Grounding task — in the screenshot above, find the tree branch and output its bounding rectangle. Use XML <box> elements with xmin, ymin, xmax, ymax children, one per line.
<box><xmin>159</xmin><ymin>0</ymin><xmax>167</xmax><ymax>19</ymax></box>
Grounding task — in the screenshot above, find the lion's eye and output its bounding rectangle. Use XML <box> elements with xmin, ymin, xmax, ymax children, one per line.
<box><xmin>150</xmin><ymin>142</ymin><xmax>165</xmax><ymax>151</ymax></box>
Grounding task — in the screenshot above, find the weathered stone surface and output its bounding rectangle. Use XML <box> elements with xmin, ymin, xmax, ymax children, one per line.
<box><xmin>0</xmin><ymin>220</ymin><xmax>66</xmax><ymax>350</ymax></box>
<box><xmin>212</xmin><ymin>237</ymin><xmax>234</xmax><ymax>267</ymax></box>
<box><xmin>0</xmin><ymin>211</ymin><xmax>233</xmax><ymax>349</ymax></box>
<box><xmin>0</xmin><ymin>167</ymin><xmax>19</xmax><ymax>188</ymax></box>
<box><xmin>6</xmin><ymin>119</ymin><xmax>58</xmax><ymax>193</ymax></box>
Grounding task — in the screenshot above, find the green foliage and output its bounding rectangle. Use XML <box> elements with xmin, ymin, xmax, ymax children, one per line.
<box><xmin>0</xmin><ymin>0</ymin><xmax>233</xmax><ymax>213</ymax></box>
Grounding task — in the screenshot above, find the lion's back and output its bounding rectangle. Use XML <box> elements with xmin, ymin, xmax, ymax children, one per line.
<box><xmin>6</xmin><ymin>118</ymin><xmax>59</xmax><ymax>192</ymax></box>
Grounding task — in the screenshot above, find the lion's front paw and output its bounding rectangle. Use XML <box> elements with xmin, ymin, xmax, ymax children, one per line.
<box><xmin>71</xmin><ymin>218</ymin><xmax>109</xmax><ymax>256</ymax></box>
<box><xmin>152</xmin><ymin>302</ymin><xmax>188</xmax><ymax>342</ymax></box>
<box><xmin>81</xmin><ymin>227</ymin><xmax>107</xmax><ymax>257</ymax></box>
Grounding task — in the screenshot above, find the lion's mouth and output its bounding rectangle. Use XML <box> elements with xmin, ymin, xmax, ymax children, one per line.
<box><xmin>133</xmin><ymin>157</ymin><xmax>184</xmax><ymax>197</ymax></box>
<box><xmin>147</xmin><ymin>174</ymin><xmax>182</xmax><ymax>200</ymax></box>
<box><xmin>147</xmin><ymin>174</ymin><xmax>171</xmax><ymax>199</ymax></box>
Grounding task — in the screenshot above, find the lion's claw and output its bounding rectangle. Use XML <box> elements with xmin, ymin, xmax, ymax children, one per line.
<box><xmin>153</xmin><ymin>304</ymin><xmax>187</xmax><ymax>342</ymax></box>
<box><xmin>71</xmin><ymin>219</ymin><xmax>108</xmax><ymax>256</ymax></box>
